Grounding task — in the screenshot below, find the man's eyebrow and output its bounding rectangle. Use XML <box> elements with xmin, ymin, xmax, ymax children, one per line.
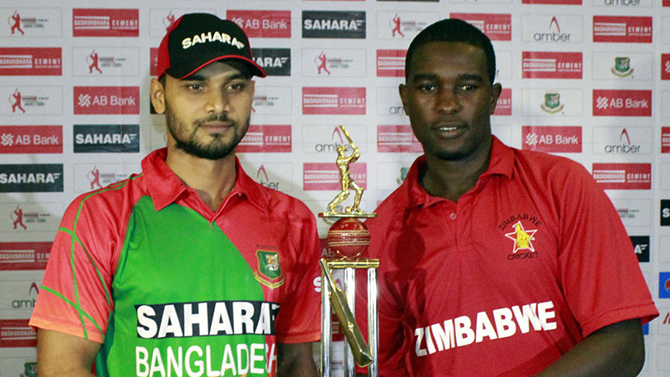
<box><xmin>409</xmin><ymin>73</ymin><xmax>439</xmax><ymax>83</ymax></box>
<box><xmin>409</xmin><ymin>73</ymin><xmax>486</xmax><ymax>83</ymax></box>
<box><xmin>182</xmin><ymin>72</ymin><xmax>251</xmax><ymax>82</ymax></box>
<box><xmin>458</xmin><ymin>73</ymin><xmax>485</xmax><ymax>82</ymax></box>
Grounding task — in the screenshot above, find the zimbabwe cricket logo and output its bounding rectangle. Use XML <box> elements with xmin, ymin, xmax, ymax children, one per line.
<box><xmin>255</xmin><ymin>250</ymin><xmax>285</xmax><ymax>289</ymax></box>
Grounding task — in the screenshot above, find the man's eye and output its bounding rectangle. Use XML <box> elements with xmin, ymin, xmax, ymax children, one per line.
<box><xmin>187</xmin><ymin>83</ymin><xmax>204</xmax><ymax>90</ymax></box>
<box><xmin>228</xmin><ymin>82</ymin><xmax>246</xmax><ymax>91</ymax></box>
<box><xmin>459</xmin><ymin>84</ymin><xmax>476</xmax><ymax>91</ymax></box>
<box><xmin>418</xmin><ymin>84</ymin><xmax>436</xmax><ymax>92</ymax></box>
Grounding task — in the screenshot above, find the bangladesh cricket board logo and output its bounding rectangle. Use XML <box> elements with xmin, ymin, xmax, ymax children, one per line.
<box><xmin>21</xmin><ymin>361</ymin><xmax>37</xmax><ymax>377</ymax></box>
<box><xmin>541</xmin><ymin>92</ymin><xmax>564</xmax><ymax>114</ymax></box>
<box><xmin>612</xmin><ymin>57</ymin><xmax>633</xmax><ymax>78</ymax></box>
<box><xmin>255</xmin><ymin>250</ymin><xmax>284</xmax><ymax>289</ymax></box>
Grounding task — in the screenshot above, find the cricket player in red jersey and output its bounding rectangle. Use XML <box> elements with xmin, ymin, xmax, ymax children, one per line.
<box><xmin>31</xmin><ymin>13</ymin><xmax>321</xmax><ymax>377</ymax></box>
<box><xmin>358</xmin><ymin>18</ymin><xmax>658</xmax><ymax>377</ymax></box>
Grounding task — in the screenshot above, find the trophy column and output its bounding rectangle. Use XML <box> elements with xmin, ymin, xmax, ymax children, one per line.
<box><xmin>318</xmin><ymin>125</ymin><xmax>378</xmax><ymax>377</ymax></box>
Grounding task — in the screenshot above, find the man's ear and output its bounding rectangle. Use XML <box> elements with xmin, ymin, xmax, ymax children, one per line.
<box><xmin>150</xmin><ymin>78</ymin><xmax>166</xmax><ymax>114</ymax></box>
<box><xmin>489</xmin><ymin>83</ymin><xmax>503</xmax><ymax>115</ymax></box>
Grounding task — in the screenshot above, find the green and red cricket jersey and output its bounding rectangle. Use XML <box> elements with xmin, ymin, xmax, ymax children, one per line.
<box><xmin>30</xmin><ymin>148</ymin><xmax>321</xmax><ymax>377</ymax></box>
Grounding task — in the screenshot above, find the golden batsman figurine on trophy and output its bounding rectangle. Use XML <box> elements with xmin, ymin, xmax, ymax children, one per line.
<box><xmin>319</xmin><ymin>126</ymin><xmax>379</xmax><ymax>377</ymax></box>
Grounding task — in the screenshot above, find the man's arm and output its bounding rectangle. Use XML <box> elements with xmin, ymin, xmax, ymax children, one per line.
<box><xmin>37</xmin><ymin>329</ymin><xmax>101</xmax><ymax>377</ymax></box>
<box><xmin>536</xmin><ymin>318</ymin><xmax>645</xmax><ymax>377</ymax></box>
<box><xmin>277</xmin><ymin>341</ymin><xmax>319</xmax><ymax>377</ymax></box>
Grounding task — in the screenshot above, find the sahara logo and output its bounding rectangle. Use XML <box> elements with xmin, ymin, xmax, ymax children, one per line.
<box><xmin>251</xmin><ymin>48</ymin><xmax>290</xmax><ymax>76</ymax></box>
<box><xmin>302</xmin><ymin>11</ymin><xmax>366</xmax><ymax>39</ymax></box>
<box><xmin>0</xmin><ymin>164</ymin><xmax>63</xmax><ymax>192</ymax></box>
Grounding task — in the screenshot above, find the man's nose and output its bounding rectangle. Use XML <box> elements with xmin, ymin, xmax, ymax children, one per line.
<box><xmin>434</xmin><ymin>89</ymin><xmax>461</xmax><ymax>114</ymax></box>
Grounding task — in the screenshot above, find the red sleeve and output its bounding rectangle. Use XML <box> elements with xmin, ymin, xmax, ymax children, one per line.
<box><xmin>29</xmin><ymin>191</ymin><xmax>126</xmax><ymax>343</ymax></box>
<box><xmin>274</xmin><ymin>202</ymin><xmax>322</xmax><ymax>344</ymax></box>
<box><xmin>354</xmin><ymin>214</ymin><xmax>409</xmax><ymax>376</ymax></box>
<box><xmin>556</xmin><ymin>164</ymin><xmax>658</xmax><ymax>337</ymax></box>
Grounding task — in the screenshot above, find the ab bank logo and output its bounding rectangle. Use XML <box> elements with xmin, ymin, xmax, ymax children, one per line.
<box><xmin>522</xmin><ymin>126</ymin><xmax>582</xmax><ymax>153</ymax></box>
<box><xmin>0</xmin><ymin>125</ymin><xmax>62</xmax><ymax>154</ymax></box>
<box><xmin>74</xmin><ymin>86</ymin><xmax>140</xmax><ymax>115</ymax></box>
<box><xmin>662</xmin><ymin>54</ymin><xmax>670</xmax><ymax>81</ymax></box>
<box><xmin>593</xmin><ymin>90</ymin><xmax>651</xmax><ymax>117</ymax></box>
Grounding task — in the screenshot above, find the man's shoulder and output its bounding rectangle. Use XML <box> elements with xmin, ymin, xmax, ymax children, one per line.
<box><xmin>66</xmin><ymin>173</ymin><xmax>148</xmax><ymax>216</ymax></box>
<box><xmin>252</xmin><ymin>181</ymin><xmax>315</xmax><ymax>219</ymax></box>
<box><xmin>513</xmin><ymin>147</ymin><xmax>590</xmax><ymax>176</ymax></box>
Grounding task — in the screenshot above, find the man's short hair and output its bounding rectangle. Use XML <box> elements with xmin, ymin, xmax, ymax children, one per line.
<box><xmin>405</xmin><ymin>18</ymin><xmax>497</xmax><ymax>84</ymax></box>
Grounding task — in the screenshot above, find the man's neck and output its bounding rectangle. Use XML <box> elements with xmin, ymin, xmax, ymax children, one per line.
<box><xmin>165</xmin><ymin>147</ymin><xmax>238</xmax><ymax>211</ymax></box>
<box><xmin>420</xmin><ymin>153</ymin><xmax>491</xmax><ymax>203</ymax></box>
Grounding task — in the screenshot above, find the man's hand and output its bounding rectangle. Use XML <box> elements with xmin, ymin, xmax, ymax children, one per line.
<box><xmin>277</xmin><ymin>341</ymin><xmax>319</xmax><ymax>377</ymax></box>
<box><xmin>536</xmin><ymin>318</ymin><xmax>645</xmax><ymax>377</ymax></box>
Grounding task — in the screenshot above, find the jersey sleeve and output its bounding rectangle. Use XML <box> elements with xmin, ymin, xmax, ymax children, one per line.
<box><xmin>354</xmin><ymin>213</ymin><xmax>409</xmax><ymax>376</ymax></box>
<box><xmin>273</xmin><ymin>202</ymin><xmax>322</xmax><ymax>344</ymax></box>
<box><xmin>29</xmin><ymin>191</ymin><xmax>123</xmax><ymax>343</ymax></box>
<box><xmin>555</xmin><ymin>163</ymin><xmax>658</xmax><ymax>337</ymax></box>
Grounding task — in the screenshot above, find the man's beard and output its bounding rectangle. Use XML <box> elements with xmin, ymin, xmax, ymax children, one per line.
<box><xmin>165</xmin><ymin>106</ymin><xmax>248</xmax><ymax>160</ymax></box>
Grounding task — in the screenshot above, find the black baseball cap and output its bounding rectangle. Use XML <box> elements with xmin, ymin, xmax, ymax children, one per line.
<box><xmin>156</xmin><ymin>13</ymin><xmax>266</xmax><ymax>79</ymax></box>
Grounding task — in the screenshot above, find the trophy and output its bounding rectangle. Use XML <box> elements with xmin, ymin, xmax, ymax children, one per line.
<box><xmin>319</xmin><ymin>126</ymin><xmax>379</xmax><ymax>377</ymax></box>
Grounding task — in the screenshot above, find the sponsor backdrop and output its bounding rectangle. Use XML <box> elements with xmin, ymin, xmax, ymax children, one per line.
<box><xmin>1</xmin><ymin>0</ymin><xmax>670</xmax><ymax>375</ymax></box>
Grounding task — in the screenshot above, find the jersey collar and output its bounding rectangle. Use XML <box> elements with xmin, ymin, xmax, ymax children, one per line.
<box><xmin>142</xmin><ymin>148</ymin><xmax>267</xmax><ymax>213</ymax></box>
<box><xmin>403</xmin><ymin>136</ymin><xmax>515</xmax><ymax>208</ymax></box>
